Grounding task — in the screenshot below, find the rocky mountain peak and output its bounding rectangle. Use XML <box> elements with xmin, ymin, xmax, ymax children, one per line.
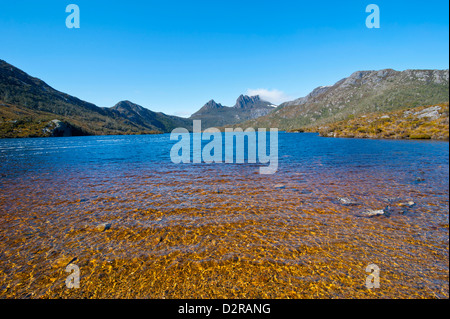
<box><xmin>198</xmin><ymin>99</ymin><xmax>224</xmax><ymax>112</ymax></box>
<box><xmin>234</xmin><ymin>95</ymin><xmax>263</xmax><ymax>109</ymax></box>
<box><xmin>113</xmin><ymin>100</ymin><xmax>142</xmax><ymax>109</ymax></box>
<box><xmin>190</xmin><ymin>94</ymin><xmax>275</xmax><ymax>127</ymax></box>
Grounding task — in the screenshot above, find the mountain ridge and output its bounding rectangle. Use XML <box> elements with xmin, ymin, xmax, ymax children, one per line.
<box><xmin>241</xmin><ymin>68</ymin><xmax>449</xmax><ymax>131</ymax></box>
<box><xmin>190</xmin><ymin>94</ymin><xmax>275</xmax><ymax>128</ymax></box>
<box><xmin>1</xmin><ymin>60</ymin><xmax>448</xmax><ymax>137</ymax></box>
<box><xmin>0</xmin><ymin>59</ymin><xmax>192</xmax><ymax>136</ymax></box>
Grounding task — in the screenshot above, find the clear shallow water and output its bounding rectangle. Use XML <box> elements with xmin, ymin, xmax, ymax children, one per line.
<box><xmin>0</xmin><ymin>133</ymin><xmax>447</xmax><ymax>194</ymax></box>
<box><xmin>0</xmin><ymin>133</ymin><xmax>448</xmax><ymax>298</ymax></box>
<box><xmin>1</xmin><ymin>133</ymin><xmax>448</xmax><ymax>223</ymax></box>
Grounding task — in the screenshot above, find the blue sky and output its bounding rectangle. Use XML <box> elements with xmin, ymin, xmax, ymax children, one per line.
<box><xmin>1</xmin><ymin>0</ymin><xmax>448</xmax><ymax>117</ymax></box>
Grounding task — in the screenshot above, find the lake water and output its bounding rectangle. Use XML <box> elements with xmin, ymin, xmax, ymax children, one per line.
<box><xmin>0</xmin><ymin>133</ymin><xmax>448</xmax><ymax>298</ymax></box>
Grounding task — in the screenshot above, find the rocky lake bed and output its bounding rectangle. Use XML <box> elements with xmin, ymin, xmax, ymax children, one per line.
<box><xmin>0</xmin><ymin>133</ymin><xmax>448</xmax><ymax>298</ymax></box>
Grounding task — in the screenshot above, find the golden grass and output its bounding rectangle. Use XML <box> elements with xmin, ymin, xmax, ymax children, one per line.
<box><xmin>300</xmin><ymin>103</ymin><xmax>449</xmax><ymax>140</ymax></box>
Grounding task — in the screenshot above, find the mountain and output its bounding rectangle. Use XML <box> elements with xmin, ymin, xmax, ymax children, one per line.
<box><xmin>196</xmin><ymin>99</ymin><xmax>225</xmax><ymax>112</ymax></box>
<box><xmin>234</xmin><ymin>95</ymin><xmax>274</xmax><ymax>109</ymax></box>
<box><xmin>190</xmin><ymin>94</ymin><xmax>275</xmax><ymax>128</ymax></box>
<box><xmin>0</xmin><ymin>59</ymin><xmax>191</xmax><ymax>137</ymax></box>
<box><xmin>242</xmin><ymin>69</ymin><xmax>449</xmax><ymax>131</ymax></box>
<box><xmin>2</xmin><ymin>60</ymin><xmax>448</xmax><ymax>138</ymax></box>
<box><xmin>110</xmin><ymin>100</ymin><xmax>192</xmax><ymax>133</ymax></box>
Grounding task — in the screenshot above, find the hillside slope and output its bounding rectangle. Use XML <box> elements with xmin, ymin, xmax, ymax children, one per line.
<box><xmin>242</xmin><ymin>69</ymin><xmax>449</xmax><ymax>131</ymax></box>
<box><xmin>298</xmin><ymin>103</ymin><xmax>449</xmax><ymax>140</ymax></box>
<box><xmin>110</xmin><ymin>101</ymin><xmax>192</xmax><ymax>132</ymax></box>
<box><xmin>0</xmin><ymin>60</ymin><xmax>191</xmax><ymax>137</ymax></box>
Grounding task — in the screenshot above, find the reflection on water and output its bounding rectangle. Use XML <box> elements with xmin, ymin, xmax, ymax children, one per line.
<box><xmin>0</xmin><ymin>133</ymin><xmax>448</xmax><ymax>298</ymax></box>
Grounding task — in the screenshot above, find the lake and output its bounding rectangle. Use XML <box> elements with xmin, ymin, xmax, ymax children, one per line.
<box><xmin>0</xmin><ymin>133</ymin><xmax>448</xmax><ymax>298</ymax></box>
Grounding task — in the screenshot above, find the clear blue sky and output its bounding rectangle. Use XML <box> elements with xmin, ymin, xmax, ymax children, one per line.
<box><xmin>1</xmin><ymin>0</ymin><xmax>448</xmax><ymax>117</ymax></box>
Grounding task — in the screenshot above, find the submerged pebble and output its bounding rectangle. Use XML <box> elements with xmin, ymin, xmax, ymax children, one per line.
<box><xmin>398</xmin><ymin>201</ymin><xmax>415</xmax><ymax>207</ymax></box>
<box><xmin>357</xmin><ymin>209</ymin><xmax>385</xmax><ymax>218</ymax></box>
<box><xmin>338</xmin><ymin>197</ymin><xmax>358</xmax><ymax>205</ymax></box>
<box><xmin>95</xmin><ymin>223</ymin><xmax>111</xmax><ymax>232</ymax></box>
<box><xmin>52</xmin><ymin>256</ymin><xmax>77</xmax><ymax>268</ymax></box>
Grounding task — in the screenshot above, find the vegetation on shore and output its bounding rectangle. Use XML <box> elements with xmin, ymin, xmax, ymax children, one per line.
<box><xmin>0</xmin><ymin>100</ymin><xmax>162</xmax><ymax>138</ymax></box>
<box><xmin>291</xmin><ymin>103</ymin><xmax>449</xmax><ymax>140</ymax></box>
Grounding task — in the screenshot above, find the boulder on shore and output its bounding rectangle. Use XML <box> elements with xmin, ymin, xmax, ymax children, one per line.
<box><xmin>43</xmin><ymin>119</ymin><xmax>74</xmax><ymax>137</ymax></box>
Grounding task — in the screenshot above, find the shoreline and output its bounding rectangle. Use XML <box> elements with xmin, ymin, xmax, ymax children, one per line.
<box><xmin>289</xmin><ymin>103</ymin><xmax>449</xmax><ymax>141</ymax></box>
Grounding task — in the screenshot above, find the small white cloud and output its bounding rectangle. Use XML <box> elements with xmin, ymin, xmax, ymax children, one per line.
<box><xmin>246</xmin><ymin>88</ymin><xmax>291</xmax><ymax>105</ymax></box>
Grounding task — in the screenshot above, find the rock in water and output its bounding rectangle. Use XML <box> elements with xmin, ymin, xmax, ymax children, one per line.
<box><xmin>338</xmin><ymin>197</ymin><xmax>358</xmax><ymax>205</ymax></box>
<box><xmin>358</xmin><ymin>209</ymin><xmax>385</xmax><ymax>218</ymax></box>
<box><xmin>52</xmin><ymin>256</ymin><xmax>77</xmax><ymax>268</ymax></box>
<box><xmin>398</xmin><ymin>201</ymin><xmax>415</xmax><ymax>207</ymax></box>
<box><xmin>385</xmin><ymin>205</ymin><xmax>407</xmax><ymax>215</ymax></box>
<box><xmin>95</xmin><ymin>223</ymin><xmax>111</xmax><ymax>232</ymax></box>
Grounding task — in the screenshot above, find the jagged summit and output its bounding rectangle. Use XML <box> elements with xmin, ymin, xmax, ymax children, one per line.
<box><xmin>233</xmin><ymin>95</ymin><xmax>274</xmax><ymax>109</ymax></box>
<box><xmin>234</xmin><ymin>95</ymin><xmax>260</xmax><ymax>108</ymax></box>
<box><xmin>199</xmin><ymin>99</ymin><xmax>224</xmax><ymax>111</ymax></box>
<box><xmin>190</xmin><ymin>94</ymin><xmax>275</xmax><ymax>127</ymax></box>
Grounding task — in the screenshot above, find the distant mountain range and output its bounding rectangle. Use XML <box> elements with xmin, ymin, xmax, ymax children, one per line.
<box><xmin>241</xmin><ymin>68</ymin><xmax>449</xmax><ymax>131</ymax></box>
<box><xmin>190</xmin><ymin>95</ymin><xmax>275</xmax><ymax>128</ymax></box>
<box><xmin>1</xmin><ymin>59</ymin><xmax>449</xmax><ymax>138</ymax></box>
<box><xmin>0</xmin><ymin>59</ymin><xmax>274</xmax><ymax>137</ymax></box>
